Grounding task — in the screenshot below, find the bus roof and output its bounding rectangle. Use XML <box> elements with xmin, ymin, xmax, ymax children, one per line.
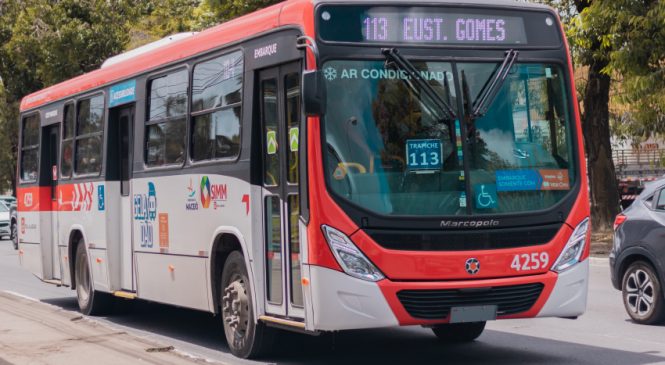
<box><xmin>20</xmin><ymin>0</ymin><xmax>552</xmax><ymax>112</ymax></box>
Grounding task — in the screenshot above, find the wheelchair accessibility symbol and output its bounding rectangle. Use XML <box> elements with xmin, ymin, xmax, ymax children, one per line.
<box><xmin>474</xmin><ymin>184</ymin><xmax>498</xmax><ymax>209</ymax></box>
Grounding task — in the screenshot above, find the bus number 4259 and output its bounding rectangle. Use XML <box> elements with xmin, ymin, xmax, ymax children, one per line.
<box><xmin>511</xmin><ymin>252</ymin><xmax>549</xmax><ymax>271</ymax></box>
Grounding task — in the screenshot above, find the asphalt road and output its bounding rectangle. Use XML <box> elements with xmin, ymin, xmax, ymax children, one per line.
<box><xmin>1</xmin><ymin>240</ymin><xmax>664</xmax><ymax>365</ymax></box>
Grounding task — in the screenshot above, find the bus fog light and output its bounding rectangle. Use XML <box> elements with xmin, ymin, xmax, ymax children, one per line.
<box><xmin>322</xmin><ymin>225</ymin><xmax>385</xmax><ymax>282</ymax></box>
<box><xmin>552</xmin><ymin>218</ymin><xmax>590</xmax><ymax>272</ymax></box>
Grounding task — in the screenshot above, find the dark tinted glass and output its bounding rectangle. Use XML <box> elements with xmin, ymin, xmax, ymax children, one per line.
<box><xmin>61</xmin><ymin>140</ymin><xmax>73</xmax><ymax>178</ymax></box>
<box><xmin>148</xmin><ymin>69</ymin><xmax>188</xmax><ymax>120</ymax></box>
<box><xmin>192</xmin><ymin>51</ymin><xmax>243</xmax><ymax>112</ymax></box>
<box><xmin>75</xmin><ymin>135</ymin><xmax>103</xmax><ymax>174</ymax></box>
<box><xmin>77</xmin><ymin>95</ymin><xmax>104</xmax><ymax>135</ymax></box>
<box><xmin>265</xmin><ymin>195</ymin><xmax>283</xmax><ymax>304</ymax></box>
<box><xmin>64</xmin><ymin>104</ymin><xmax>75</xmax><ymax>139</ymax></box>
<box><xmin>285</xmin><ymin>73</ymin><xmax>300</xmax><ymax>185</ymax></box>
<box><xmin>145</xmin><ymin>118</ymin><xmax>186</xmax><ymax>166</ymax></box>
<box><xmin>191</xmin><ymin>107</ymin><xmax>241</xmax><ymax>161</ymax></box>
<box><xmin>20</xmin><ymin>149</ymin><xmax>38</xmax><ymax>182</ymax></box>
<box><xmin>22</xmin><ymin>114</ymin><xmax>40</xmax><ymax>147</ymax></box>
<box><xmin>262</xmin><ymin>79</ymin><xmax>279</xmax><ymax>187</ymax></box>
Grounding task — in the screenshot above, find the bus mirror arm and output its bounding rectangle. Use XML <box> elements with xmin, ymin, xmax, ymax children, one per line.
<box><xmin>303</xmin><ymin>70</ymin><xmax>327</xmax><ymax>116</ymax></box>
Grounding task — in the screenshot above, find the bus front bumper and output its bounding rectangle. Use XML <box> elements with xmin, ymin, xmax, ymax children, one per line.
<box><xmin>305</xmin><ymin>259</ymin><xmax>589</xmax><ymax>331</ymax></box>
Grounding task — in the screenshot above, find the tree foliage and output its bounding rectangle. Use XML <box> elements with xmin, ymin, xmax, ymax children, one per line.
<box><xmin>204</xmin><ymin>0</ymin><xmax>282</xmax><ymax>20</ymax></box>
<box><xmin>0</xmin><ymin>0</ymin><xmax>140</xmax><ymax>194</ymax></box>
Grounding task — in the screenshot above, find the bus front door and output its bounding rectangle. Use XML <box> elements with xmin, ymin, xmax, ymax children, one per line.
<box><xmin>259</xmin><ymin>62</ymin><xmax>304</xmax><ymax>320</ymax></box>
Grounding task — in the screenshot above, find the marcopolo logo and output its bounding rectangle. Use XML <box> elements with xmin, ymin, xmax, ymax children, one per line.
<box><xmin>200</xmin><ymin>176</ymin><xmax>228</xmax><ymax>210</ymax></box>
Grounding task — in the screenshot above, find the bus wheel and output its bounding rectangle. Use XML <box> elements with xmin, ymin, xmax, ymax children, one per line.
<box><xmin>431</xmin><ymin>321</ymin><xmax>486</xmax><ymax>343</ymax></box>
<box><xmin>622</xmin><ymin>261</ymin><xmax>665</xmax><ymax>325</ymax></box>
<box><xmin>221</xmin><ymin>251</ymin><xmax>273</xmax><ymax>358</ymax></box>
<box><xmin>11</xmin><ymin>221</ymin><xmax>17</xmax><ymax>250</ymax></box>
<box><xmin>74</xmin><ymin>243</ymin><xmax>111</xmax><ymax>315</ymax></box>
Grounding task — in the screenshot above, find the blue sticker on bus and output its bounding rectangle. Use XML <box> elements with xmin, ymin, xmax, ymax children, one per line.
<box><xmin>98</xmin><ymin>185</ymin><xmax>105</xmax><ymax>211</ymax></box>
<box><xmin>406</xmin><ymin>139</ymin><xmax>442</xmax><ymax>170</ymax></box>
<box><xmin>109</xmin><ymin>79</ymin><xmax>136</xmax><ymax>107</ymax></box>
<box><xmin>474</xmin><ymin>184</ymin><xmax>498</xmax><ymax>209</ymax></box>
<box><xmin>496</xmin><ymin>170</ymin><xmax>542</xmax><ymax>191</ymax></box>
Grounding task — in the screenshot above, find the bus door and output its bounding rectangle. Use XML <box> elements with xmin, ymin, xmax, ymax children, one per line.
<box><xmin>108</xmin><ymin>104</ymin><xmax>134</xmax><ymax>290</ymax></box>
<box><xmin>44</xmin><ymin>124</ymin><xmax>62</xmax><ymax>279</ymax></box>
<box><xmin>259</xmin><ymin>62</ymin><xmax>304</xmax><ymax>319</ymax></box>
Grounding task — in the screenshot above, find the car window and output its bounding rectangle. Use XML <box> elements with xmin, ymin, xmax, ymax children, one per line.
<box><xmin>645</xmin><ymin>195</ymin><xmax>654</xmax><ymax>209</ymax></box>
<box><xmin>0</xmin><ymin>202</ymin><xmax>8</xmax><ymax>212</ymax></box>
<box><xmin>656</xmin><ymin>191</ymin><xmax>665</xmax><ymax>210</ymax></box>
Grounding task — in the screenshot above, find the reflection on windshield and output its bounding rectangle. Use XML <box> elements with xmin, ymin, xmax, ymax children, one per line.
<box><xmin>459</xmin><ymin>63</ymin><xmax>573</xmax><ymax>213</ymax></box>
<box><xmin>323</xmin><ymin>60</ymin><xmax>463</xmax><ymax>216</ymax></box>
<box><xmin>322</xmin><ymin>60</ymin><xmax>574</xmax><ymax>217</ymax></box>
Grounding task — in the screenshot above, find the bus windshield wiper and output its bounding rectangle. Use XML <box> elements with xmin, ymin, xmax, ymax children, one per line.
<box><xmin>470</xmin><ymin>49</ymin><xmax>519</xmax><ymax>119</ymax></box>
<box><xmin>382</xmin><ymin>48</ymin><xmax>457</xmax><ymax>121</ymax></box>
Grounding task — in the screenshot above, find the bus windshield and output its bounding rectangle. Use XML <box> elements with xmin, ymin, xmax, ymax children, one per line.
<box><xmin>322</xmin><ymin>59</ymin><xmax>575</xmax><ymax>216</ymax></box>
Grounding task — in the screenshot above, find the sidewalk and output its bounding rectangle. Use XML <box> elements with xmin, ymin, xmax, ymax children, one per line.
<box><xmin>0</xmin><ymin>292</ymin><xmax>215</xmax><ymax>365</ymax></box>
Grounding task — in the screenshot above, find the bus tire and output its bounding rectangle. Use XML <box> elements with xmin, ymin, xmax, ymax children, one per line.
<box><xmin>622</xmin><ymin>261</ymin><xmax>665</xmax><ymax>325</ymax></box>
<box><xmin>431</xmin><ymin>321</ymin><xmax>486</xmax><ymax>343</ymax></box>
<box><xmin>11</xmin><ymin>220</ymin><xmax>17</xmax><ymax>250</ymax></box>
<box><xmin>221</xmin><ymin>251</ymin><xmax>273</xmax><ymax>358</ymax></box>
<box><xmin>74</xmin><ymin>243</ymin><xmax>111</xmax><ymax>315</ymax></box>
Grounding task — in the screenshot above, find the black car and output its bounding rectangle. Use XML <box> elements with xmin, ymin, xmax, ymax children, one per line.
<box><xmin>611</xmin><ymin>179</ymin><xmax>665</xmax><ymax>324</ymax></box>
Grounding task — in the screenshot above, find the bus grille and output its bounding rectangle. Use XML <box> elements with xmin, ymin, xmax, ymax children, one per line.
<box><xmin>396</xmin><ymin>283</ymin><xmax>544</xmax><ymax>320</ymax></box>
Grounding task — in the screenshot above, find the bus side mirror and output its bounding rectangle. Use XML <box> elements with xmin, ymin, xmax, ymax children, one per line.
<box><xmin>303</xmin><ymin>70</ymin><xmax>327</xmax><ymax>116</ymax></box>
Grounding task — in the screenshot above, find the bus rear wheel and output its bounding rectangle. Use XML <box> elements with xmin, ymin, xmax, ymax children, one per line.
<box><xmin>221</xmin><ymin>251</ymin><xmax>273</xmax><ymax>358</ymax></box>
<box><xmin>431</xmin><ymin>321</ymin><xmax>486</xmax><ymax>343</ymax></box>
<box><xmin>74</xmin><ymin>243</ymin><xmax>111</xmax><ymax>315</ymax></box>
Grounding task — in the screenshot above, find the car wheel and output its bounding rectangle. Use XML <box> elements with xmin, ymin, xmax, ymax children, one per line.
<box><xmin>622</xmin><ymin>261</ymin><xmax>665</xmax><ymax>325</ymax></box>
<box><xmin>74</xmin><ymin>243</ymin><xmax>112</xmax><ymax>315</ymax></box>
<box><xmin>11</xmin><ymin>221</ymin><xmax>17</xmax><ymax>250</ymax></box>
<box><xmin>221</xmin><ymin>251</ymin><xmax>273</xmax><ymax>358</ymax></box>
<box><xmin>431</xmin><ymin>321</ymin><xmax>486</xmax><ymax>343</ymax></box>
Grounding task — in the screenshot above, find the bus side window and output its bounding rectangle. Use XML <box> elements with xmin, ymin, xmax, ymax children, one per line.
<box><xmin>145</xmin><ymin>69</ymin><xmax>188</xmax><ymax>167</ymax></box>
<box><xmin>20</xmin><ymin>114</ymin><xmax>40</xmax><ymax>182</ymax></box>
<box><xmin>74</xmin><ymin>95</ymin><xmax>104</xmax><ymax>175</ymax></box>
<box><xmin>61</xmin><ymin>103</ymin><xmax>75</xmax><ymax>179</ymax></box>
<box><xmin>190</xmin><ymin>51</ymin><xmax>243</xmax><ymax>162</ymax></box>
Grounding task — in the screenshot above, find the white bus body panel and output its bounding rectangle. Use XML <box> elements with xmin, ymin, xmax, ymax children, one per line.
<box><xmin>18</xmin><ymin>211</ymin><xmax>47</xmax><ymax>279</ymax></box>
<box><xmin>131</xmin><ymin>175</ymin><xmax>255</xmax><ymax>313</ymax></box>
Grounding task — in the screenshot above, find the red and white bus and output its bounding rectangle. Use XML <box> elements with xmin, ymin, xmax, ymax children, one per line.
<box><xmin>17</xmin><ymin>0</ymin><xmax>590</xmax><ymax>358</ymax></box>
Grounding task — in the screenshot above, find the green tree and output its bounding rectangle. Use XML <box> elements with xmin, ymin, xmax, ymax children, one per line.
<box><xmin>537</xmin><ymin>0</ymin><xmax>621</xmax><ymax>230</ymax></box>
<box><xmin>205</xmin><ymin>0</ymin><xmax>282</xmax><ymax>20</ymax></box>
<box><xmin>0</xmin><ymin>0</ymin><xmax>140</xmax><ymax>194</ymax></box>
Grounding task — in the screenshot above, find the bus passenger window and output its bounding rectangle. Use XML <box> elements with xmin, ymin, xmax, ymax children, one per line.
<box><xmin>61</xmin><ymin>103</ymin><xmax>75</xmax><ymax>178</ymax></box>
<box><xmin>75</xmin><ymin>95</ymin><xmax>104</xmax><ymax>175</ymax></box>
<box><xmin>145</xmin><ymin>69</ymin><xmax>188</xmax><ymax>167</ymax></box>
<box><xmin>191</xmin><ymin>51</ymin><xmax>243</xmax><ymax>161</ymax></box>
<box><xmin>20</xmin><ymin>114</ymin><xmax>40</xmax><ymax>182</ymax></box>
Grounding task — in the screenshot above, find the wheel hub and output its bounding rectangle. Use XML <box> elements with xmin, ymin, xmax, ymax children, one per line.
<box><xmin>626</xmin><ymin>269</ymin><xmax>654</xmax><ymax>317</ymax></box>
<box><xmin>222</xmin><ymin>279</ymin><xmax>249</xmax><ymax>337</ymax></box>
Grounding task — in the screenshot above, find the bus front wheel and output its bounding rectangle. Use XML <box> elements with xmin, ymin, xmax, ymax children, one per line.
<box><xmin>74</xmin><ymin>243</ymin><xmax>111</xmax><ymax>315</ymax></box>
<box><xmin>431</xmin><ymin>321</ymin><xmax>486</xmax><ymax>343</ymax></box>
<box><xmin>221</xmin><ymin>251</ymin><xmax>273</xmax><ymax>358</ymax></box>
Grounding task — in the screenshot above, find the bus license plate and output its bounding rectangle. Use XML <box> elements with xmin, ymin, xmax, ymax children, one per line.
<box><xmin>450</xmin><ymin>305</ymin><xmax>497</xmax><ymax>323</ymax></box>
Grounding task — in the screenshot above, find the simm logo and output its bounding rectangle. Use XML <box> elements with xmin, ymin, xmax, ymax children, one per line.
<box><xmin>200</xmin><ymin>176</ymin><xmax>227</xmax><ymax>210</ymax></box>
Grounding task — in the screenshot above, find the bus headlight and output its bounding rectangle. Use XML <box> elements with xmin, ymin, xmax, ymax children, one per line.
<box><xmin>322</xmin><ymin>225</ymin><xmax>385</xmax><ymax>282</ymax></box>
<box><xmin>552</xmin><ymin>218</ymin><xmax>590</xmax><ymax>273</ymax></box>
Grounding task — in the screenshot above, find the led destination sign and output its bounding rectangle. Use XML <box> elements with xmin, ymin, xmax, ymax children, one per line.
<box><xmin>318</xmin><ymin>6</ymin><xmax>561</xmax><ymax>47</ymax></box>
<box><xmin>362</xmin><ymin>14</ymin><xmax>525</xmax><ymax>44</ymax></box>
